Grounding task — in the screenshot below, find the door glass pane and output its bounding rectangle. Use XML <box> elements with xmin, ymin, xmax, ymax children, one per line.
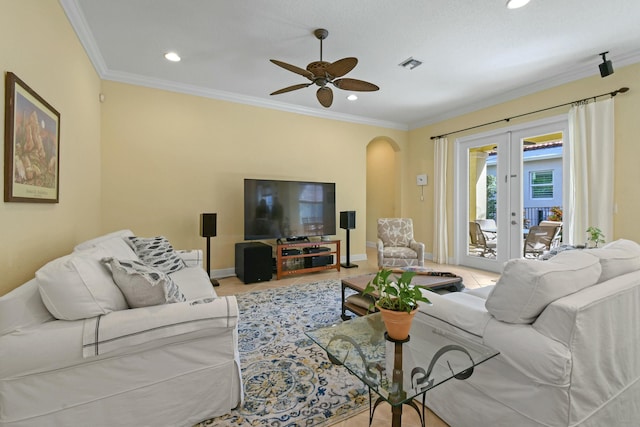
<box><xmin>522</xmin><ymin>135</ymin><xmax>563</xmax><ymax>230</ymax></box>
<box><xmin>468</xmin><ymin>146</ymin><xmax>497</xmax><ymax>258</ymax></box>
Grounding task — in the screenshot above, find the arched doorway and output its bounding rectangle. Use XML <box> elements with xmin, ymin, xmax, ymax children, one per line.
<box><xmin>366</xmin><ymin>137</ymin><xmax>401</xmax><ymax>247</ymax></box>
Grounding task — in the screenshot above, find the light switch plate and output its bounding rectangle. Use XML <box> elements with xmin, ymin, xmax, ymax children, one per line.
<box><xmin>416</xmin><ymin>174</ymin><xmax>427</xmax><ymax>186</ymax></box>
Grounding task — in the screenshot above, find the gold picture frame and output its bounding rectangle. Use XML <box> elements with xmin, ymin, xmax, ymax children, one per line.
<box><xmin>4</xmin><ymin>72</ymin><xmax>60</xmax><ymax>203</ymax></box>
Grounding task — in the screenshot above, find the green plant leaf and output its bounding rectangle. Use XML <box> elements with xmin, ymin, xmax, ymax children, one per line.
<box><xmin>362</xmin><ymin>268</ymin><xmax>431</xmax><ymax>312</ymax></box>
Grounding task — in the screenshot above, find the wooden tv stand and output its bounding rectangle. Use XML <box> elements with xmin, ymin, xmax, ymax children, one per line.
<box><xmin>275</xmin><ymin>240</ymin><xmax>340</xmax><ymax>280</ymax></box>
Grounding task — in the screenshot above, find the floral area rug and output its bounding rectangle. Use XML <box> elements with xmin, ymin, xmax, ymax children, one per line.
<box><xmin>197</xmin><ymin>279</ymin><xmax>368</xmax><ymax>427</ymax></box>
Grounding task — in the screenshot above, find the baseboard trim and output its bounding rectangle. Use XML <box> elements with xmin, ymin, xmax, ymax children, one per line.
<box><xmin>209</xmin><ymin>267</ymin><xmax>236</xmax><ymax>280</ymax></box>
<box><xmin>340</xmin><ymin>253</ymin><xmax>367</xmax><ymax>263</ymax></box>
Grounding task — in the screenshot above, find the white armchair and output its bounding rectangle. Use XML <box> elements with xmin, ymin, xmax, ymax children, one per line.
<box><xmin>376</xmin><ymin>218</ymin><xmax>425</xmax><ymax>268</ymax></box>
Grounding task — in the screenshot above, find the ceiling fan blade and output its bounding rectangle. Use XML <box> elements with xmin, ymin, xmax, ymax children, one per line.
<box><xmin>325</xmin><ymin>57</ymin><xmax>358</xmax><ymax>78</ymax></box>
<box><xmin>332</xmin><ymin>78</ymin><xmax>380</xmax><ymax>92</ymax></box>
<box><xmin>270</xmin><ymin>59</ymin><xmax>314</xmax><ymax>79</ymax></box>
<box><xmin>316</xmin><ymin>87</ymin><xmax>333</xmax><ymax>108</ymax></box>
<box><xmin>270</xmin><ymin>83</ymin><xmax>312</xmax><ymax>96</ymax></box>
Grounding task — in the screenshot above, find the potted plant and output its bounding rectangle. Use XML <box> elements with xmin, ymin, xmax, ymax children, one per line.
<box><xmin>586</xmin><ymin>226</ymin><xmax>605</xmax><ymax>248</ymax></box>
<box><xmin>548</xmin><ymin>206</ymin><xmax>563</xmax><ymax>222</ymax></box>
<box><xmin>362</xmin><ymin>269</ymin><xmax>431</xmax><ymax>340</ymax></box>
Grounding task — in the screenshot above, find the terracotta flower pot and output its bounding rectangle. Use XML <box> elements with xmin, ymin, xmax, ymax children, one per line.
<box><xmin>376</xmin><ymin>304</ymin><xmax>417</xmax><ymax>341</ymax></box>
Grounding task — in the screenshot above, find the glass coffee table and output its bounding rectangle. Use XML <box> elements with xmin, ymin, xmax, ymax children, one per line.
<box><xmin>306</xmin><ymin>313</ymin><xmax>499</xmax><ymax>427</ymax></box>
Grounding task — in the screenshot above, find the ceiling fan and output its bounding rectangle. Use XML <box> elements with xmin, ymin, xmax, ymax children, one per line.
<box><xmin>269</xmin><ymin>28</ymin><xmax>379</xmax><ymax>108</ymax></box>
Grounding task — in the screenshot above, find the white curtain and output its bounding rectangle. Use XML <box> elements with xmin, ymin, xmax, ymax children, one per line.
<box><xmin>565</xmin><ymin>98</ymin><xmax>614</xmax><ymax>245</ymax></box>
<box><xmin>433</xmin><ymin>137</ymin><xmax>448</xmax><ymax>263</ymax></box>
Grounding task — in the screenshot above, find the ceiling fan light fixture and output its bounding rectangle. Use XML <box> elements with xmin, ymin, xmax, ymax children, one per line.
<box><xmin>269</xmin><ymin>28</ymin><xmax>379</xmax><ymax>108</ymax></box>
<box><xmin>506</xmin><ymin>0</ymin><xmax>531</xmax><ymax>9</ymax></box>
<box><xmin>347</xmin><ymin>94</ymin><xmax>358</xmax><ymax>101</ymax></box>
<box><xmin>164</xmin><ymin>52</ymin><xmax>181</xmax><ymax>62</ymax></box>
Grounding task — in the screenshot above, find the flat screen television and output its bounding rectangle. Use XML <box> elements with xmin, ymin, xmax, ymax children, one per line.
<box><xmin>244</xmin><ymin>178</ymin><xmax>336</xmax><ymax>241</ymax></box>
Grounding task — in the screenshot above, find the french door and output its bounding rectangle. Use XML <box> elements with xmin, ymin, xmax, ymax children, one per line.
<box><xmin>454</xmin><ymin>116</ymin><xmax>568</xmax><ymax>273</ymax></box>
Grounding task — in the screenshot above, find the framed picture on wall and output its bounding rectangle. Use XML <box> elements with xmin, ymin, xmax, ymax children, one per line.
<box><xmin>4</xmin><ymin>72</ymin><xmax>60</xmax><ymax>203</ymax></box>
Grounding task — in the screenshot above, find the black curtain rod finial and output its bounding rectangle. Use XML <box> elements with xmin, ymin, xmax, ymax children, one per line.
<box><xmin>612</xmin><ymin>87</ymin><xmax>630</xmax><ymax>97</ymax></box>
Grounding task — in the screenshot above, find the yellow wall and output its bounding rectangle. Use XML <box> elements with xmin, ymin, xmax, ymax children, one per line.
<box><xmin>99</xmin><ymin>81</ymin><xmax>408</xmax><ymax>273</ymax></box>
<box><xmin>407</xmin><ymin>63</ymin><xmax>640</xmax><ymax>258</ymax></box>
<box><xmin>0</xmin><ymin>0</ymin><xmax>102</xmax><ymax>295</ymax></box>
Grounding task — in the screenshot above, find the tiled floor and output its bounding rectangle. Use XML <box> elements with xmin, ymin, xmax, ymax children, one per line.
<box><xmin>215</xmin><ymin>247</ymin><xmax>499</xmax><ymax>427</ymax></box>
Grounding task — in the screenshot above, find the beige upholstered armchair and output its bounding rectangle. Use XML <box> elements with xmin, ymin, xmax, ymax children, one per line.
<box><xmin>377</xmin><ymin>218</ymin><xmax>425</xmax><ymax>268</ymax></box>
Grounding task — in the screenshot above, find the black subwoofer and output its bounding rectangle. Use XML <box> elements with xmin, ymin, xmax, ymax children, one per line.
<box><xmin>235</xmin><ymin>242</ymin><xmax>272</xmax><ymax>284</ymax></box>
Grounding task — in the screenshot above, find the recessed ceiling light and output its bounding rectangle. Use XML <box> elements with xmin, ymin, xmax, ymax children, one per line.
<box><xmin>347</xmin><ymin>94</ymin><xmax>358</xmax><ymax>101</ymax></box>
<box><xmin>506</xmin><ymin>0</ymin><xmax>531</xmax><ymax>9</ymax></box>
<box><xmin>164</xmin><ymin>52</ymin><xmax>181</xmax><ymax>62</ymax></box>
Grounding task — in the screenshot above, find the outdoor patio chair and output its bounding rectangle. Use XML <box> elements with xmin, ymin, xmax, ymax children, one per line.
<box><xmin>469</xmin><ymin>221</ymin><xmax>496</xmax><ymax>257</ymax></box>
<box><xmin>539</xmin><ymin>220</ymin><xmax>563</xmax><ymax>249</ymax></box>
<box><xmin>475</xmin><ymin>218</ymin><xmax>498</xmax><ymax>240</ymax></box>
<box><xmin>523</xmin><ymin>225</ymin><xmax>562</xmax><ymax>258</ymax></box>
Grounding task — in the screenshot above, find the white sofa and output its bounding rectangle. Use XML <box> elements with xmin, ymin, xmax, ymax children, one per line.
<box><xmin>0</xmin><ymin>230</ymin><xmax>242</xmax><ymax>427</ymax></box>
<box><xmin>414</xmin><ymin>239</ymin><xmax>640</xmax><ymax>427</ymax></box>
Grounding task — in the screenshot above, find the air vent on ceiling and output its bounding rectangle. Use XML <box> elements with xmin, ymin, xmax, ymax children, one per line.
<box><xmin>399</xmin><ymin>57</ymin><xmax>423</xmax><ymax>70</ymax></box>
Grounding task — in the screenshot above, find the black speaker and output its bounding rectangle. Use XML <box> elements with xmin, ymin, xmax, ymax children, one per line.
<box><xmin>339</xmin><ymin>210</ymin><xmax>358</xmax><ymax>268</ymax></box>
<box><xmin>599</xmin><ymin>60</ymin><xmax>614</xmax><ymax>77</ymax></box>
<box><xmin>235</xmin><ymin>242</ymin><xmax>272</xmax><ymax>284</ymax></box>
<box><xmin>200</xmin><ymin>213</ymin><xmax>217</xmax><ymax>237</ymax></box>
<box><xmin>340</xmin><ymin>211</ymin><xmax>356</xmax><ymax>230</ymax></box>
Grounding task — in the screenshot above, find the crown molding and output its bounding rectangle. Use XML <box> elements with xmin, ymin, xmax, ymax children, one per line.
<box><xmin>59</xmin><ymin>0</ymin><xmax>108</xmax><ymax>75</ymax></box>
<box><xmin>101</xmin><ymin>69</ymin><xmax>408</xmax><ymax>131</ymax></box>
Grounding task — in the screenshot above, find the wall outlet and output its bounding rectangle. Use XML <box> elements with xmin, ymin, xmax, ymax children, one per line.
<box><xmin>416</xmin><ymin>174</ymin><xmax>427</xmax><ymax>186</ymax></box>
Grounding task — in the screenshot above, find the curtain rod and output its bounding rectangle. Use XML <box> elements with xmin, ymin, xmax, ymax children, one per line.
<box><xmin>430</xmin><ymin>87</ymin><xmax>630</xmax><ymax>140</ymax></box>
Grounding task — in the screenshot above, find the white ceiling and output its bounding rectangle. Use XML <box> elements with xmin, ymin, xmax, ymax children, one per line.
<box><xmin>60</xmin><ymin>0</ymin><xmax>640</xmax><ymax>130</ymax></box>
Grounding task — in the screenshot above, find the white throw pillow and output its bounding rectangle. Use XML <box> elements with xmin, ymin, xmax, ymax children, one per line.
<box><xmin>101</xmin><ymin>258</ymin><xmax>186</xmax><ymax>308</ymax></box>
<box><xmin>74</xmin><ymin>229</ymin><xmax>134</xmax><ymax>252</ymax></box>
<box><xmin>169</xmin><ymin>267</ymin><xmax>216</xmax><ymax>301</ymax></box>
<box><xmin>36</xmin><ymin>248</ymin><xmax>128</xmax><ymax>320</ymax></box>
<box><xmin>485</xmin><ymin>250</ymin><xmax>601</xmax><ymax>324</ymax></box>
<box><xmin>586</xmin><ymin>239</ymin><xmax>640</xmax><ymax>283</ymax></box>
<box><xmin>126</xmin><ymin>236</ymin><xmax>186</xmax><ymax>274</ymax></box>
